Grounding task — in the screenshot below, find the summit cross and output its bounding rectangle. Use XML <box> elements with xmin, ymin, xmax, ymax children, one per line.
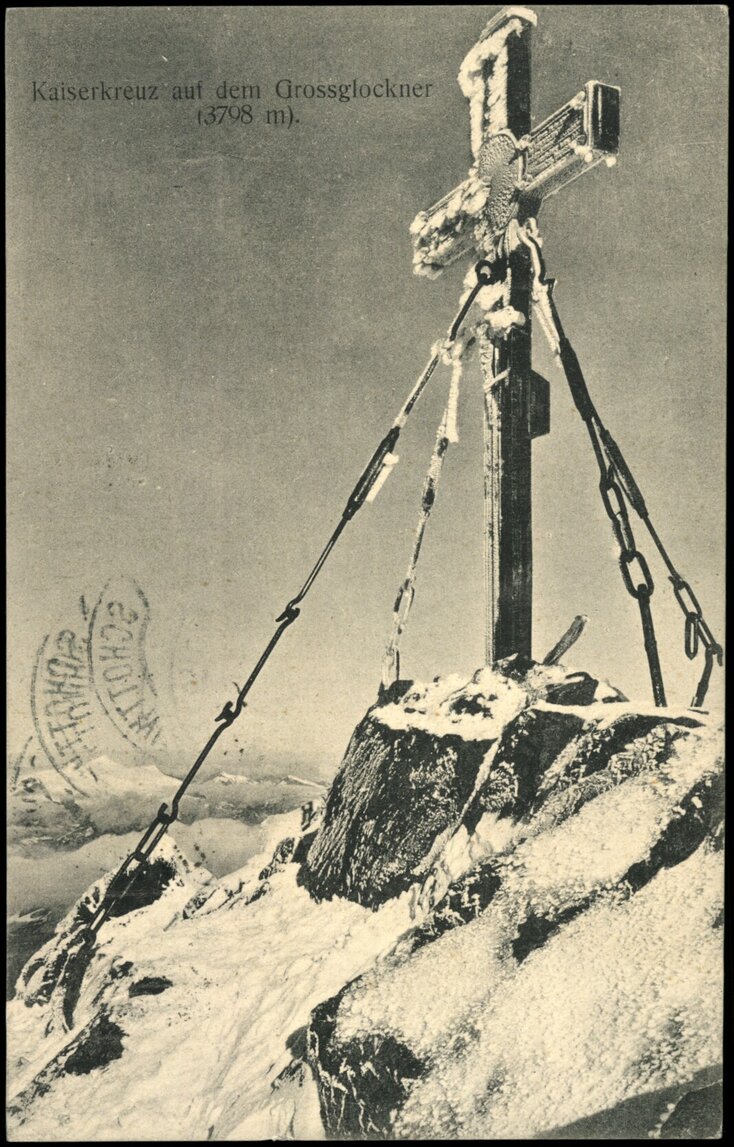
<box><xmin>411</xmin><ymin>6</ymin><xmax>619</xmax><ymax>664</ymax></box>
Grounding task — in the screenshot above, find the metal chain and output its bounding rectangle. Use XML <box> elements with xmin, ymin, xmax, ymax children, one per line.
<box><xmin>543</xmin><ymin>293</ymin><xmax>667</xmax><ymax>706</ymax></box>
<box><xmin>518</xmin><ymin>221</ymin><xmax>722</xmax><ymax>708</ymax></box>
<box><xmin>598</xmin><ymin>425</ymin><xmax>724</xmax><ymax>694</ymax></box>
<box><xmin>592</xmin><ymin>421</ymin><xmax>667</xmax><ymax>706</ymax></box>
<box><xmin>84</xmin><ymin>260</ymin><xmax>493</xmax><ymax>940</ymax></box>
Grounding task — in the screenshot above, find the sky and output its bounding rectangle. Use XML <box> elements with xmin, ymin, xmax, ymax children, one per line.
<box><xmin>7</xmin><ymin>5</ymin><xmax>727</xmax><ymax>779</ymax></box>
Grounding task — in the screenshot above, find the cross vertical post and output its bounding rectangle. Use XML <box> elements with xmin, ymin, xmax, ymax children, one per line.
<box><xmin>480</xmin><ymin>238</ymin><xmax>535</xmax><ymax>664</ymax></box>
<box><xmin>410</xmin><ymin>5</ymin><xmax>619</xmax><ymax>665</ymax></box>
<box><xmin>480</xmin><ymin>13</ymin><xmax>534</xmax><ymax>663</ymax></box>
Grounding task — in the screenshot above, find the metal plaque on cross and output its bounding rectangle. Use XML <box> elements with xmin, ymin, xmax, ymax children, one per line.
<box><xmin>410</xmin><ymin>6</ymin><xmax>619</xmax><ymax>665</ymax></box>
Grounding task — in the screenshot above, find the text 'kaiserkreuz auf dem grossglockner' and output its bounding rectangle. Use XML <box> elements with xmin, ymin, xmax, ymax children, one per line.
<box><xmin>31</xmin><ymin>78</ymin><xmax>435</xmax><ymax>103</ymax></box>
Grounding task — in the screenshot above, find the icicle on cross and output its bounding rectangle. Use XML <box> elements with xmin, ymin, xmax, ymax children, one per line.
<box><xmin>411</xmin><ymin>5</ymin><xmax>619</xmax><ymax>664</ymax></box>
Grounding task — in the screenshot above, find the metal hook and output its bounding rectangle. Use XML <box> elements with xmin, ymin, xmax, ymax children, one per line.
<box><xmin>474</xmin><ymin>258</ymin><xmax>499</xmax><ymax>285</ymax></box>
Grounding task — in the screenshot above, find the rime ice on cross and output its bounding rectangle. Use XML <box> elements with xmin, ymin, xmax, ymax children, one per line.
<box><xmin>411</xmin><ymin>6</ymin><xmax>619</xmax><ymax>664</ymax></box>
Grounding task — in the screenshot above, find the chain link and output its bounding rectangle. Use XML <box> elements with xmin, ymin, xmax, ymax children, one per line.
<box><xmin>600</xmin><ymin>473</ymin><xmax>637</xmax><ymax>554</ymax></box>
<box><xmin>599</xmin><ymin>472</ymin><xmax>655</xmax><ymax>599</ymax></box>
<box><xmin>672</xmin><ymin>577</ymin><xmax>702</xmax><ymax>621</ymax></box>
<box><xmin>619</xmin><ymin>549</ymin><xmax>655</xmax><ymax>600</ymax></box>
<box><xmin>595</xmin><ymin>454</ymin><xmax>664</xmax><ymax>704</ymax></box>
<box><xmin>684</xmin><ymin>613</ymin><xmax>699</xmax><ymax>659</ymax></box>
<box><xmin>518</xmin><ymin>223</ymin><xmax>666</xmax><ymax>704</ymax></box>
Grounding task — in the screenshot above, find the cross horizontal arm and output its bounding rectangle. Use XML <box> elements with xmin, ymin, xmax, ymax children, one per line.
<box><xmin>519</xmin><ymin>81</ymin><xmax>620</xmax><ymax>205</ymax></box>
<box><xmin>410</xmin><ymin>175</ymin><xmax>487</xmax><ymax>278</ymax></box>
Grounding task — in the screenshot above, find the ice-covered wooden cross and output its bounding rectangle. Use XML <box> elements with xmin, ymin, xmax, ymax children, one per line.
<box><xmin>411</xmin><ymin>5</ymin><xmax>619</xmax><ymax>664</ymax></box>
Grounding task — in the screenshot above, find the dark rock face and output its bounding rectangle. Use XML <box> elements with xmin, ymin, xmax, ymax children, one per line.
<box><xmin>258</xmin><ymin>837</ymin><xmax>297</xmax><ymax>881</ymax></box>
<box><xmin>309</xmin><ymin>985</ymin><xmax>426</xmax><ymax>1140</ymax></box>
<box><xmin>394</xmin><ymin>713</ymin><xmax>721</xmax><ymax>970</ymax></box>
<box><xmin>465</xmin><ymin>706</ymin><xmax>587</xmax><ymax>830</ymax></box>
<box><xmin>623</xmin><ymin>772</ymin><xmax>724</xmax><ymax>893</ymax></box>
<box><xmin>299</xmin><ymin>662</ymin><xmax>703</xmax><ymax>911</ymax></box>
<box><xmin>300</xmin><ymin>715</ymin><xmax>496</xmax><ymax>907</ymax></box>
<box><xmin>659</xmin><ymin>1079</ymin><xmax>723</xmax><ymax>1139</ymax></box>
<box><xmin>17</xmin><ymin>844</ymin><xmax>194</xmax><ymax>1038</ymax></box>
<box><xmin>398</xmin><ymin>862</ymin><xmax>503</xmax><ymax>957</ymax></box>
<box><xmin>19</xmin><ymin>856</ymin><xmax>177</xmax><ymax>1018</ymax></box>
<box><xmin>106</xmin><ymin>857</ymin><xmax>178</xmax><ymax>919</ymax></box>
<box><xmin>6</xmin><ymin>911</ymin><xmax>56</xmax><ymax>1001</ymax></box>
<box><xmin>62</xmin><ymin>1012</ymin><xmax>126</xmax><ymax>1075</ymax></box>
<box><xmin>8</xmin><ymin>1010</ymin><xmax>126</xmax><ymax>1118</ymax></box>
<box><xmin>128</xmin><ymin>976</ymin><xmax>173</xmax><ymax>997</ymax></box>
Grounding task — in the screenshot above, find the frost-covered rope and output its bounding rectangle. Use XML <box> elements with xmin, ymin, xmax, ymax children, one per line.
<box><xmin>382</xmin><ymin>335</ymin><xmax>473</xmax><ymax>689</ymax></box>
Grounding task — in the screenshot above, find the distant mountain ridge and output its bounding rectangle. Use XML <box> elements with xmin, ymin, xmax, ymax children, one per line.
<box><xmin>9</xmin><ymin>750</ymin><xmax>325</xmax><ymax>852</ymax></box>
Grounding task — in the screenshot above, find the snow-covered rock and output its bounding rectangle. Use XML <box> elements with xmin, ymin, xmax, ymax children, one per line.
<box><xmin>7</xmin><ymin>750</ymin><xmax>324</xmax><ymax>997</ymax></box>
<box><xmin>6</xmin><ymin>661</ymin><xmax>723</xmax><ymax>1140</ymax></box>
<box><xmin>305</xmin><ymin>664</ymin><xmax>723</xmax><ymax>1139</ymax></box>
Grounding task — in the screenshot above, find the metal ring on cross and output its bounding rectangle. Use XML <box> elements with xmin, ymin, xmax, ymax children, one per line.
<box><xmin>475</xmin><ymin>258</ymin><xmax>499</xmax><ymax>285</ymax></box>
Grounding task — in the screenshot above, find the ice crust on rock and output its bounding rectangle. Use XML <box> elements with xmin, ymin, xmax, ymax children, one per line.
<box><xmin>306</xmin><ymin>677</ymin><xmax>722</xmax><ymax>1139</ymax></box>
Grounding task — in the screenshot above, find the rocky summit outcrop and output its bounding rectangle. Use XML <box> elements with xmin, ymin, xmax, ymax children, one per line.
<box><xmin>6</xmin><ymin>659</ymin><xmax>724</xmax><ymax>1141</ymax></box>
<box><xmin>302</xmin><ymin>657</ymin><xmax>658</xmax><ymax>909</ymax></box>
